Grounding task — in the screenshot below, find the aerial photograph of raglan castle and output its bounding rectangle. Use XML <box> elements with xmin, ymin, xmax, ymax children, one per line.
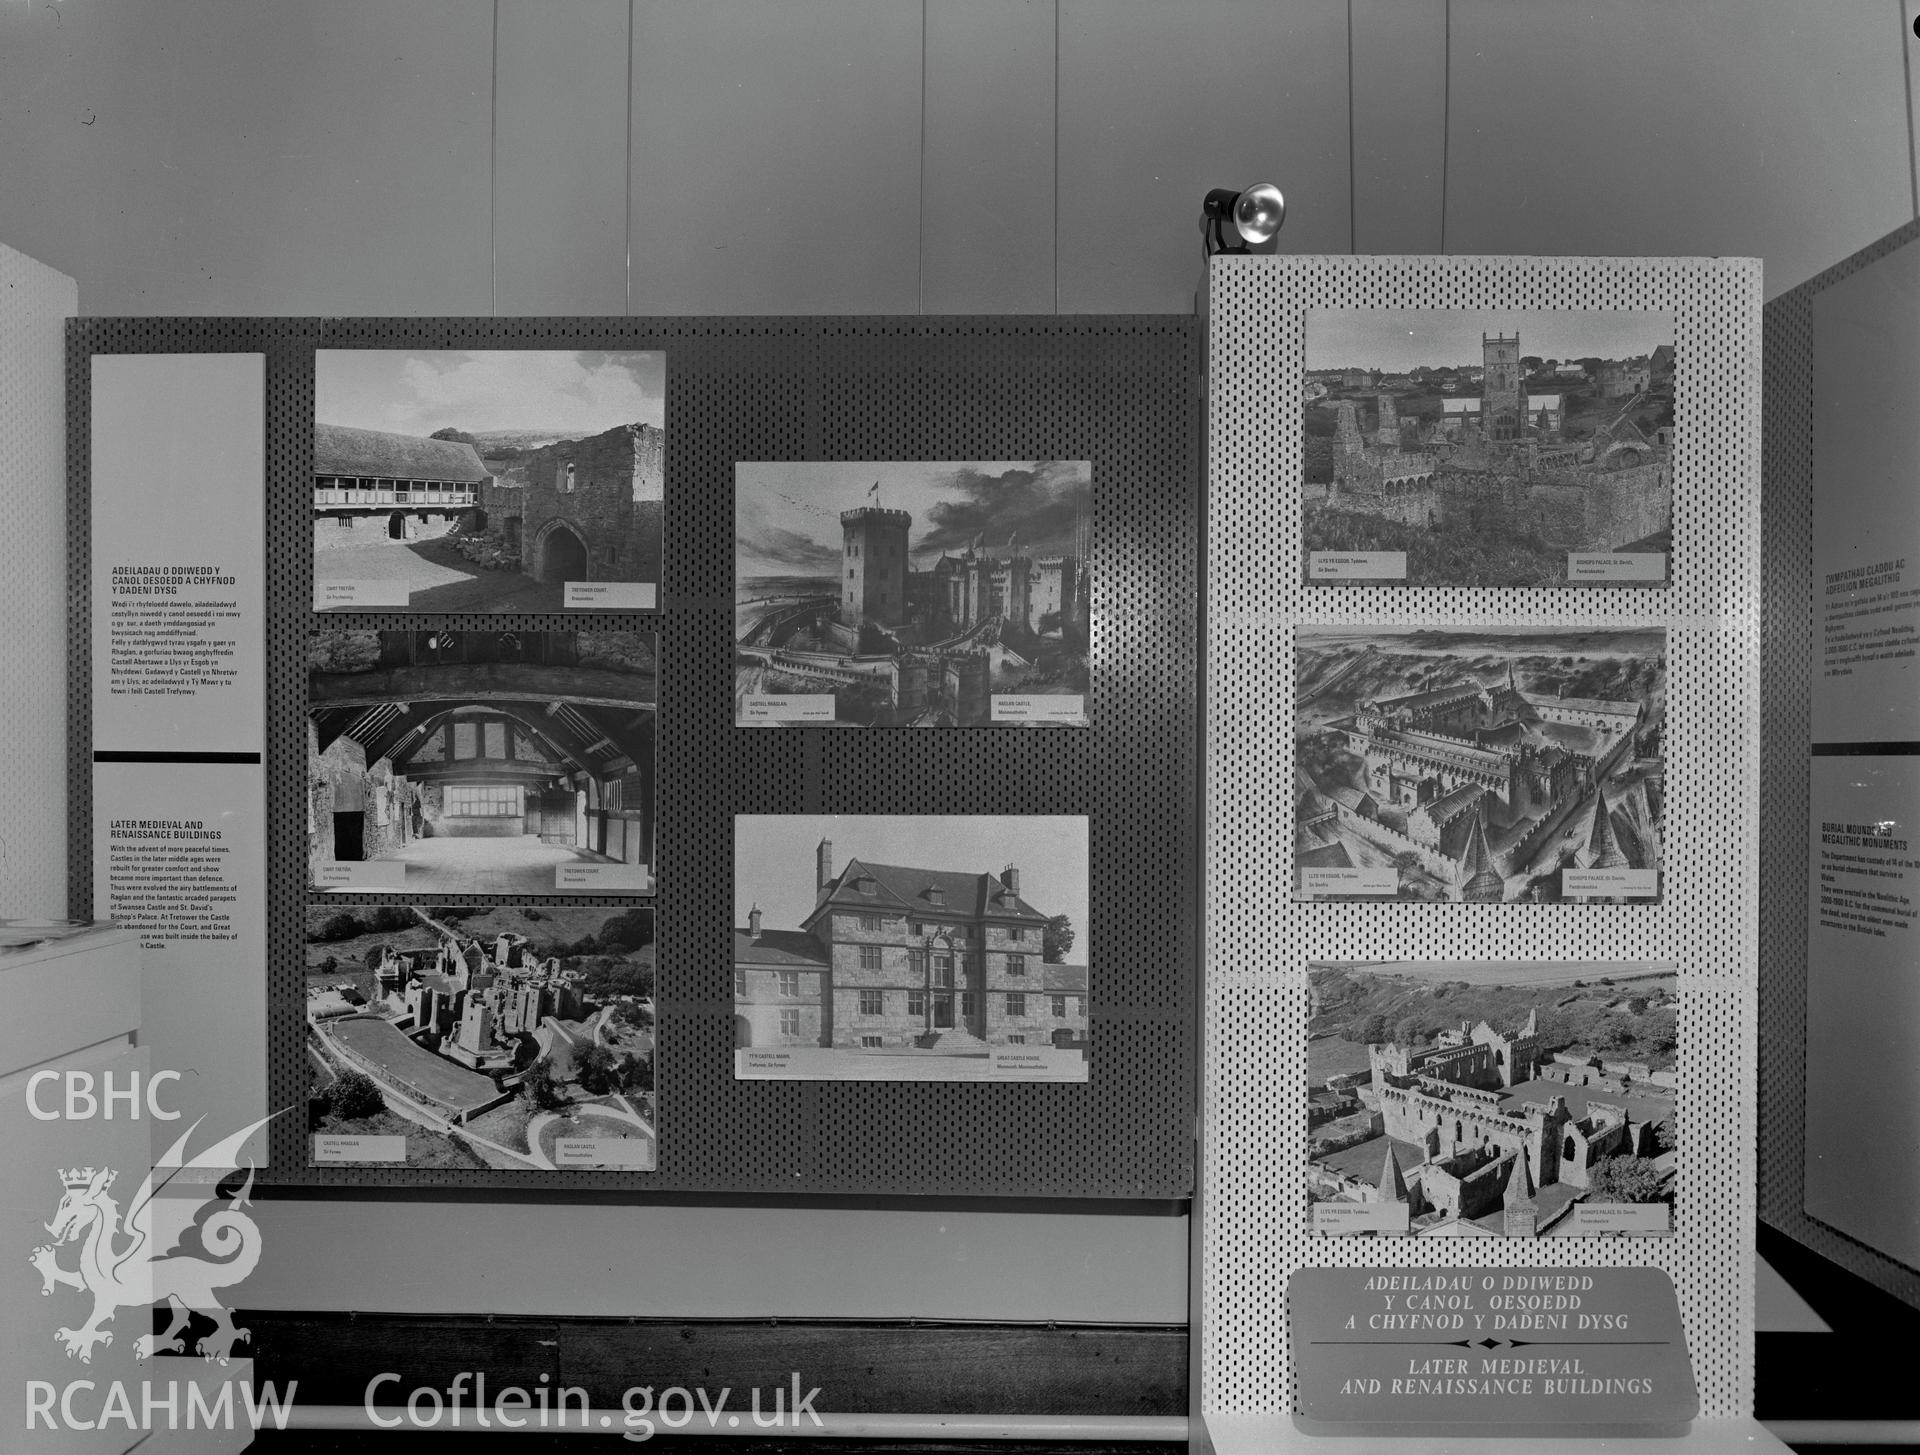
<box><xmin>305</xmin><ymin>903</ymin><xmax>656</xmax><ymax>1171</ymax></box>
<box><xmin>1302</xmin><ymin>310</ymin><xmax>1674</xmax><ymax>587</ymax></box>
<box><xmin>1294</xmin><ymin>627</ymin><xmax>1666</xmax><ymax>903</ymax></box>
<box><xmin>1307</xmin><ymin>960</ymin><xmax>1677</xmax><ymax>1237</ymax></box>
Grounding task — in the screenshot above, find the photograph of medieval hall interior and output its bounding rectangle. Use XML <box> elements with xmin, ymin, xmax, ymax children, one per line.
<box><xmin>1295</xmin><ymin>626</ymin><xmax>1666</xmax><ymax>903</ymax></box>
<box><xmin>735</xmin><ymin>461</ymin><xmax>1092</xmax><ymax>726</ymax></box>
<box><xmin>313</xmin><ymin>349</ymin><xmax>664</xmax><ymax>612</ymax></box>
<box><xmin>307</xmin><ymin>629</ymin><xmax>656</xmax><ymax>896</ymax></box>
<box><xmin>305</xmin><ymin>902</ymin><xmax>656</xmax><ymax>1172</ymax></box>
<box><xmin>1307</xmin><ymin>961</ymin><xmax>1677</xmax><ymax>1238</ymax></box>
<box><xmin>1303</xmin><ymin>310</ymin><xmax>1674</xmax><ymax>587</ymax></box>
<box><xmin>734</xmin><ymin>814</ymin><xmax>1090</xmax><ymax>1081</ymax></box>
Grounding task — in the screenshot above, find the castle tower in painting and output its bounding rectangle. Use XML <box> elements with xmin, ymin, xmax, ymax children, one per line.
<box><xmin>1502</xmin><ymin>1149</ymin><xmax>1539</xmax><ymax>1237</ymax></box>
<box><xmin>1483</xmin><ymin>332</ymin><xmax>1523</xmax><ymax>439</ymax></box>
<box><xmin>838</xmin><ymin>507</ymin><xmax>912</xmax><ymax>630</ymax></box>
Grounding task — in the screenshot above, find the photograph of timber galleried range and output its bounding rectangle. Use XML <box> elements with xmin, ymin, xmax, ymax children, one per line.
<box><xmin>1302</xmin><ymin>310</ymin><xmax>1674</xmax><ymax>587</ymax></box>
<box><xmin>1294</xmin><ymin>627</ymin><xmax>1666</xmax><ymax>904</ymax></box>
<box><xmin>1306</xmin><ymin>960</ymin><xmax>1677</xmax><ymax>1238</ymax></box>
<box><xmin>313</xmin><ymin>349</ymin><xmax>664</xmax><ymax>612</ymax></box>
<box><xmin>734</xmin><ymin>461</ymin><xmax>1092</xmax><ymax>727</ymax></box>
<box><xmin>307</xmin><ymin>628</ymin><xmax>656</xmax><ymax>898</ymax></box>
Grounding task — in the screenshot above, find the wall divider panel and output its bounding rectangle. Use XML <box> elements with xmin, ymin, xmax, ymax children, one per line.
<box><xmin>1202</xmin><ymin>256</ymin><xmax>1764</xmax><ymax>1438</ymax></box>
<box><xmin>1760</xmin><ymin>218</ymin><xmax>1920</xmax><ymax>1307</ymax></box>
<box><xmin>68</xmin><ymin>315</ymin><xmax>1200</xmax><ymax>1196</ymax></box>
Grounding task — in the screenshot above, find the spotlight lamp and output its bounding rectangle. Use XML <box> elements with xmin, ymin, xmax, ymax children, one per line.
<box><xmin>1201</xmin><ymin>183</ymin><xmax>1286</xmax><ymax>258</ymax></box>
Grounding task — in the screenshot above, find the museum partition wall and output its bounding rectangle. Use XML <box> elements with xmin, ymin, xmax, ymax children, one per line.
<box><xmin>1760</xmin><ymin>217</ymin><xmax>1920</xmax><ymax>1311</ymax></box>
<box><xmin>53</xmin><ymin>266</ymin><xmax>1794</xmax><ymax>1441</ymax></box>
<box><xmin>68</xmin><ymin>317</ymin><xmax>1198</xmax><ymax>1203</ymax></box>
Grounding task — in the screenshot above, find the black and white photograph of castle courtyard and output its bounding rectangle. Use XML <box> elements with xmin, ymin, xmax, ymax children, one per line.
<box><xmin>735</xmin><ymin>461</ymin><xmax>1091</xmax><ymax>727</ymax></box>
<box><xmin>1294</xmin><ymin>627</ymin><xmax>1665</xmax><ymax>904</ymax></box>
<box><xmin>313</xmin><ymin>349</ymin><xmax>664</xmax><ymax>612</ymax></box>
<box><xmin>1307</xmin><ymin>960</ymin><xmax>1677</xmax><ymax>1238</ymax></box>
<box><xmin>1303</xmin><ymin>309</ymin><xmax>1674</xmax><ymax>587</ymax></box>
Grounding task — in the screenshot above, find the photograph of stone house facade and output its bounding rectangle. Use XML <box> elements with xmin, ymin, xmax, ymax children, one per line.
<box><xmin>1302</xmin><ymin>310</ymin><xmax>1674</xmax><ymax>587</ymax></box>
<box><xmin>314</xmin><ymin>349</ymin><xmax>664</xmax><ymax>612</ymax></box>
<box><xmin>733</xmin><ymin>814</ymin><xmax>1090</xmax><ymax>1081</ymax></box>
<box><xmin>308</xmin><ymin>629</ymin><xmax>656</xmax><ymax>897</ymax></box>
<box><xmin>735</xmin><ymin>462</ymin><xmax>1091</xmax><ymax>726</ymax></box>
<box><xmin>1307</xmin><ymin>961</ymin><xmax>1677</xmax><ymax>1237</ymax></box>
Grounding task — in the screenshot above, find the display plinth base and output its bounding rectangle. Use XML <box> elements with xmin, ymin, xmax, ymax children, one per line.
<box><xmin>1288</xmin><ymin>1266</ymin><xmax>1696</xmax><ymax>1438</ymax></box>
<box><xmin>1199</xmin><ymin>1412</ymin><xmax>1792</xmax><ymax>1455</ymax></box>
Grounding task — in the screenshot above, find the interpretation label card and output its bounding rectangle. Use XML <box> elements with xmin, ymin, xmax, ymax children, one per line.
<box><xmin>93</xmin><ymin>759</ymin><xmax>267</xmax><ymax>1164</ymax></box>
<box><xmin>1564</xmin><ymin>1202</ymin><xmax>1672</xmax><ymax>1234</ymax></box>
<box><xmin>564</xmin><ymin>581</ymin><xmax>656</xmax><ymax>610</ymax></box>
<box><xmin>1805</xmin><ymin>755</ymin><xmax>1920</xmax><ymax>1264</ymax></box>
<box><xmin>92</xmin><ymin>353</ymin><xmax>265</xmax><ymax>755</ymax></box>
<box><xmin>991</xmin><ymin>694</ymin><xmax>1087</xmax><ymax>724</ymax></box>
<box><xmin>1290</xmin><ymin>1266</ymin><xmax>1697</xmax><ymax>1436</ymax></box>
<box><xmin>1309</xmin><ymin>551</ymin><xmax>1406</xmax><ymax>581</ymax></box>
<box><xmin>1562</xmin><ymin>868</ymin><xmax>1658</xmax><ymax>899</ymax></box>
<box><xmin>312</xmin><ymin>1135</ymin><xmax>407</xmax><ymax>1164</ymax></box>
<box><xmin>740</xmin><ymin>694</ymin><xmax>836</xmax><ymax>724</ymax></box>
<box><xmin>314</xmin><ymin>579</ymin><xmax>411</xmax><ymax>610</ymax></box>
<box><xmin>1568</xmin><ymin>552</ymin><xmax>1667</xmax><ymax>582</ymax></box>
<box><xmin>735</xmin><ymin>1046</ymin><xmax>1088</xmax><ymax>1083</ymax></box>
<box><xmin>555</xmin><ymin>863</ymin><xmax>651</xmax><ymax>893</ymax></box>
<box><xmin>315</xmin><ymin>862</ymin><xmax>408</xmax><ymax>891</ymax></box>
<box><xmin>1314</xmin><ymin>1202</ymin><xmax>1410</xmax><ymax>1235</ymax></box>
<box><xmin>555</xmin><ymin>1138</ymin><xmax>655</xmax><ymax>1169</ymax></box>
<box><xmin>1299</xmin><ymin>866</ymin><xmax>1398</xmax><ymax>898</ymax></box>
<box><xmin>1812</xmin><ymin>245</ymin><xmax>1920</xmax><ymax>741</ymax></box>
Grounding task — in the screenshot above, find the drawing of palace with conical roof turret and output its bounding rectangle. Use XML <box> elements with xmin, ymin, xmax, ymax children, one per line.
<box><xmin>1294</xmin><ymin>627</ymin><xmax>1665</xmax><ymax>903</ymax></box>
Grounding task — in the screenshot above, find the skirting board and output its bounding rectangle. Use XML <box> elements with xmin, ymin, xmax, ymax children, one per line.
<box><xmin>242</xmin><ymin>1313</ymin><xmax>1187</xmax><ymax>1418</ymax></box>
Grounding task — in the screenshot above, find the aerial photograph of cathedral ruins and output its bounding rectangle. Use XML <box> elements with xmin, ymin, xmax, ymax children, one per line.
<box><xmin>308</xmin><ymin>628</ymin><xmax>656</xmax><ymax>897</ymax></box>
<box><xmin>734</xmin><ymin>462</ymin><xmax>1092</xmax><ymax>726</ymax></box>
<box><xmin>1306</xmin><ymin>961</ymin><xmax>1677</xmax><ymax>1237</ymax></box>
<box><xmin>1294</xmin><ymin>627</ymin><xmax>1665</xmax><ymax>903</ymax></box>
<box><xmin>1302</xmin><ymin>309</ymin><xmax>1674</xmax><ymax>587</ymax></box>
<box><xmin>733</xmin><ymin>814</ymin><xmax>1090</xmax><ymax>1081</ymax></box>
<box><xmin>313</xmin><ymin>349</ymin><xmax>664</xmax><ymax>612</ymax></box>
<box><xmin>305</xmin><ymin>902</ymin><xmax>655</xmax><ymax>1171</ymax></box>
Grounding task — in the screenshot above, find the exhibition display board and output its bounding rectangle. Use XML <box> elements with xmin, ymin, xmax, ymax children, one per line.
<box><xmin>58</xmin><ymin>267</ymin><xmax>1801</xmax><ymax>1438</ymax></box>
<box><xmin>1202</xmin><ymin>256</ymin><xmax>1765</xmax><ymax>1442</ymax></box>
<box><xmin>68</xmin><ymin>316</ymin><xmax>1198</xmax><ymax>1195</ymax></box>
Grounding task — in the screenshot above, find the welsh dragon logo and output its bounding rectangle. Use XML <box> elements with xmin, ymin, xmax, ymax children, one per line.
<box><xmin>29</xmin><ymin>1114</ymin><xmax>279</xmax><ymax>1365</ymax></box>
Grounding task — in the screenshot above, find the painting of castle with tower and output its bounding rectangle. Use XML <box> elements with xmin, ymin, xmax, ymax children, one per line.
<box><xmin>1307</xmin><ymin>961</ymin><xmax>1677</xmax><ymax>1237</ymax></box>
<box><xmin>1302</xmin><ymin>309</ymin><xmax>1675</xmax><ymax>587</ymax></box>
<box><xmin>734</xmin><ymin>462</ymin><xmax>1092</xmax><ymax>727</ymax></box>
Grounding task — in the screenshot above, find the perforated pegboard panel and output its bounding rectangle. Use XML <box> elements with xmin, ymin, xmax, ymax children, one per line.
<box><xmin>1203</xmin><ymin>257</ymin><xmax>1761</xmax><ymax>1418</ymax></box>
<box><xmin>1759</xmin><ymin>220</ymin><xmax>1920</xmax><ymax>1307</ymax></box>
<box><xmin>66</xmin><ymin>316</ymin><xmax>1199</xmax><ymax>1198</ymax></box>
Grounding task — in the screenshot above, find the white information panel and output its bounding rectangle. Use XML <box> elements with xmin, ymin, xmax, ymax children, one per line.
<box><xmin>1811</xmin><ymin>244</ymin><xmax>1920</xmax><ymax>745</ymax></box>
<box><xmin>90</xmin><ymin>355</ymin><xmax>265</xmax><ymax>755</ymax></box>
